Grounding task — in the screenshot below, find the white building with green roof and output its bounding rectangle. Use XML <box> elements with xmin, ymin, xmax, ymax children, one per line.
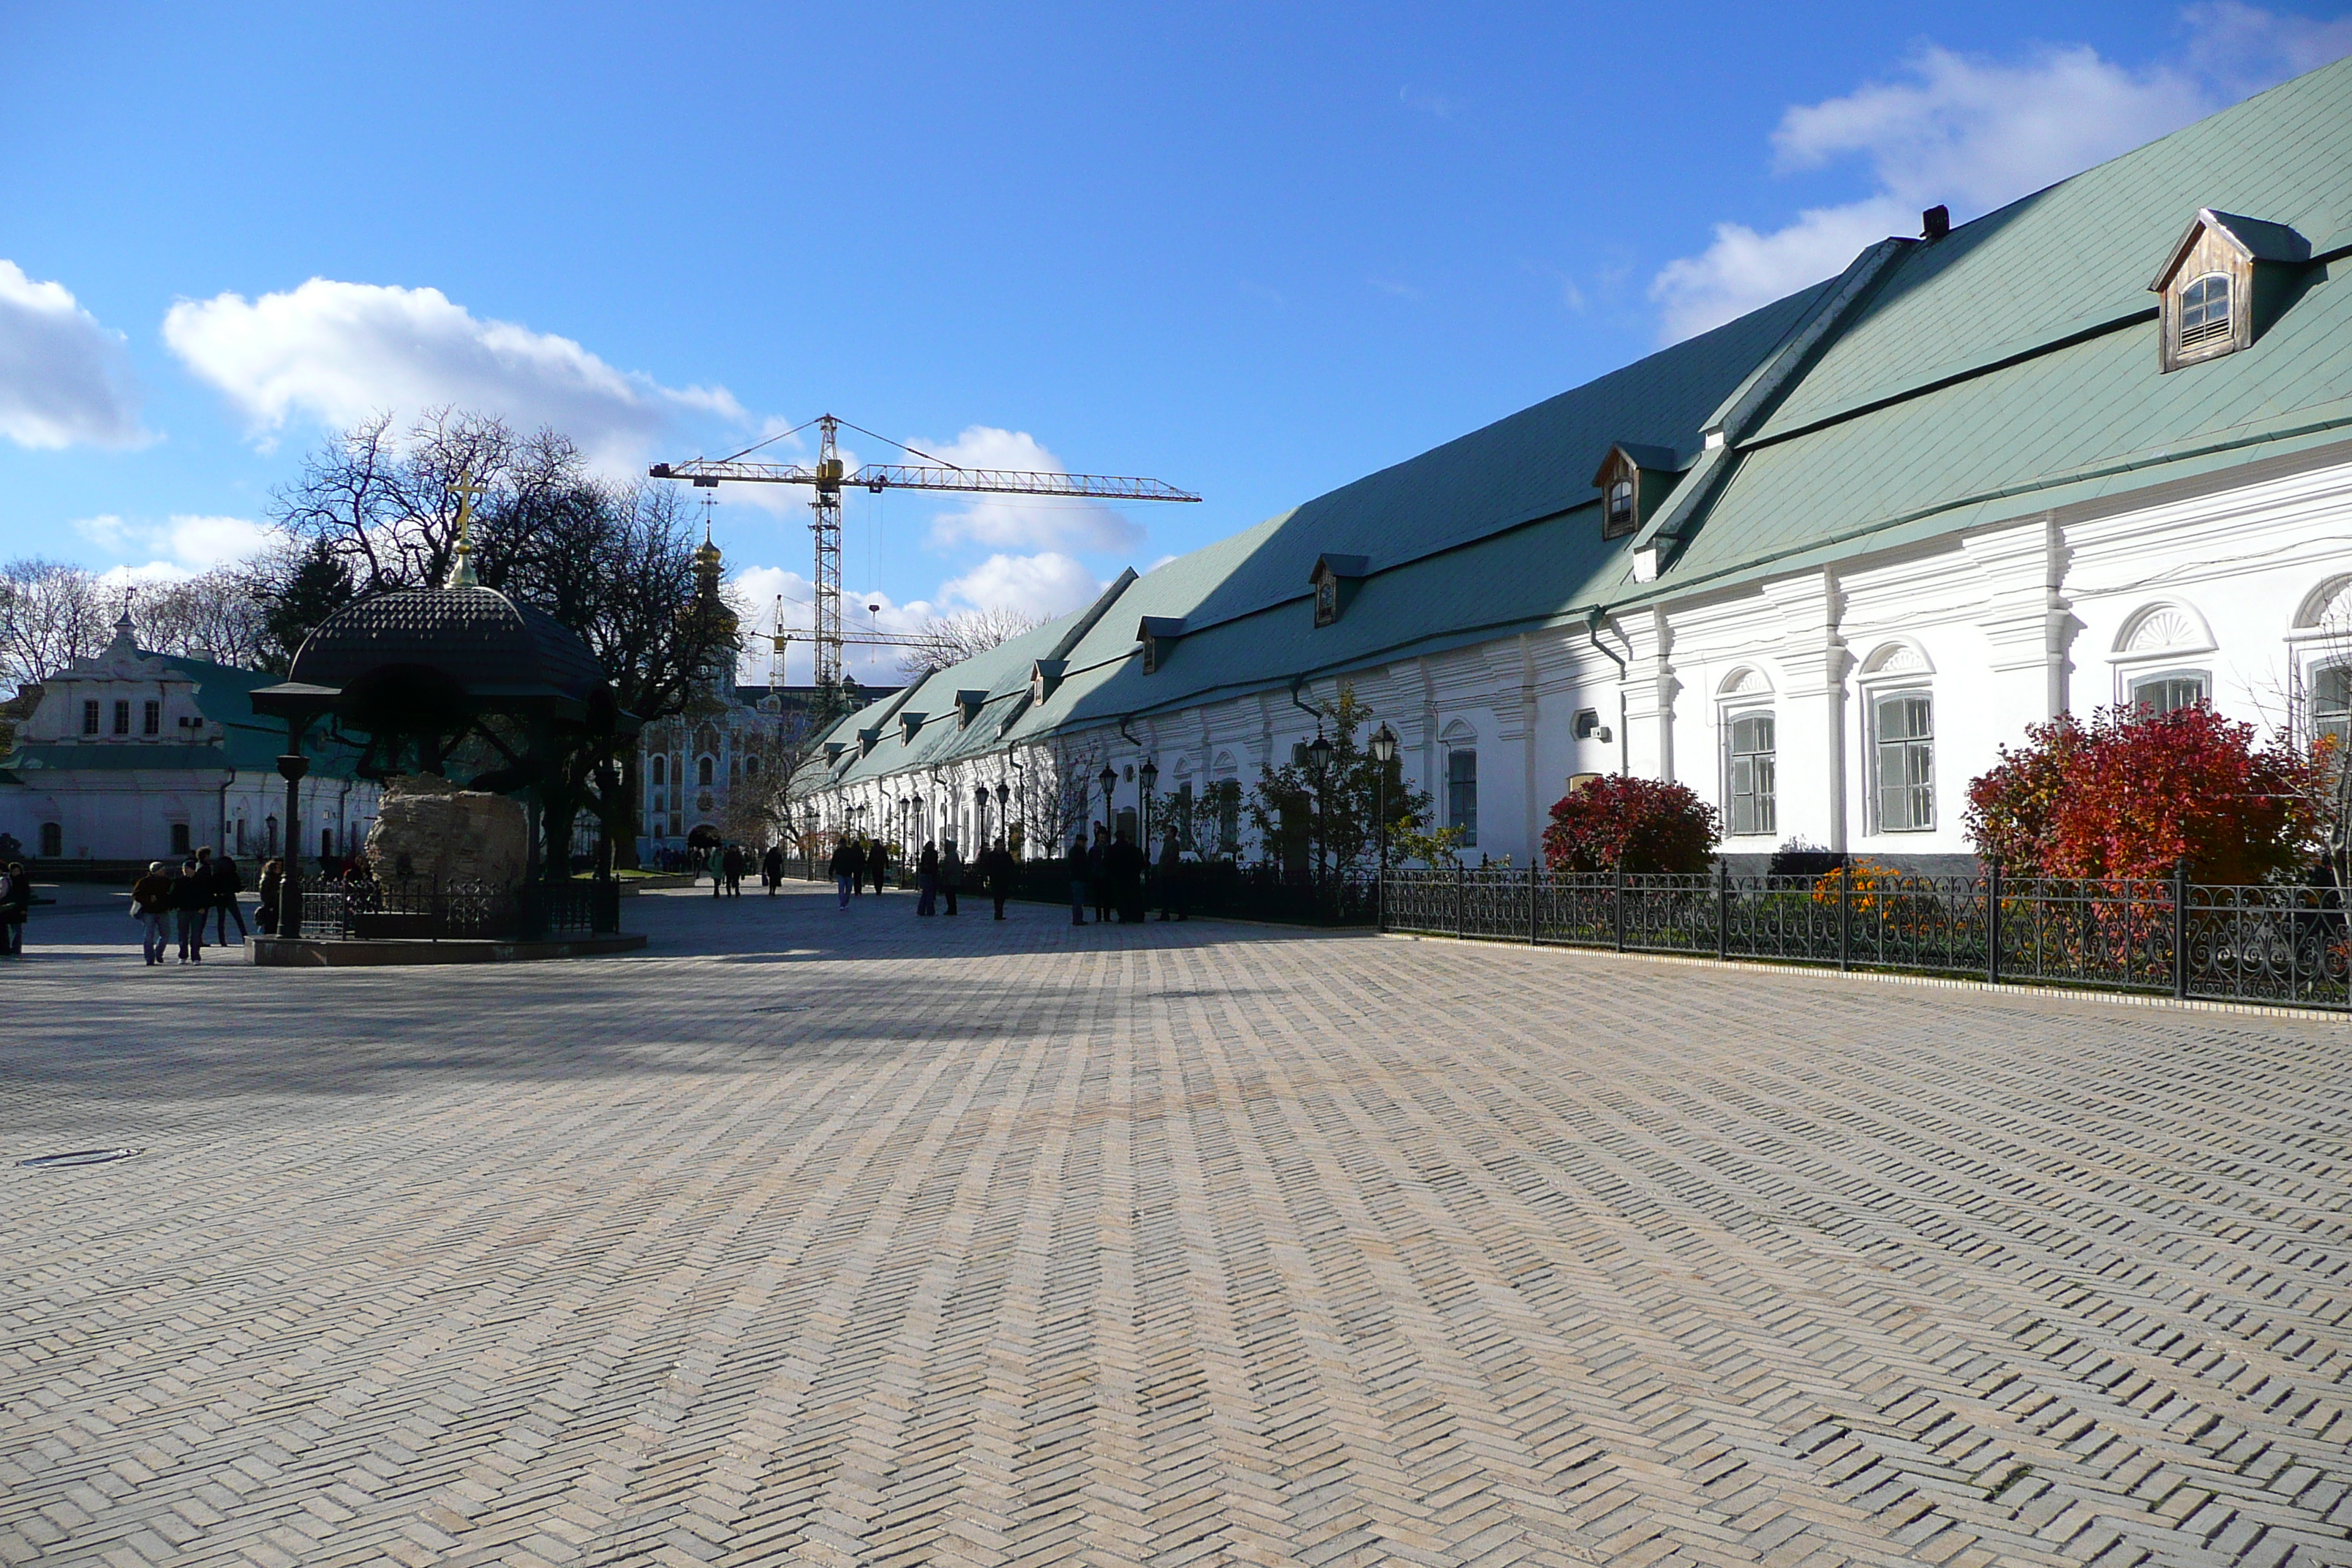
<box><xmin>795</xmin><ymin>57</ymin><xmax>2352</xmax><ymax>872</ymax></box>
<box><xmin>0</xmin><ymin>611</ymin><xmax>380</xmax><ymax>870</ymax></box>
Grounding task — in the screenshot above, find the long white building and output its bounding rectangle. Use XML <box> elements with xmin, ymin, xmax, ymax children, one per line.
<box><xmin>794</xmin><ymin>61</ymin><xmax>2352</xmax><ymax>871</ymax></box>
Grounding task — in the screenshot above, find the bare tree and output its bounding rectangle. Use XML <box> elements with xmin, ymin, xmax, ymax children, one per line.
<box><xmin>138</xmin><ymin>569</ymin><xmax>271</xmax><ymax>668</ymax></box>
<box><xmin>0</xmin><ymin>558</ymin><xmax>109</xmax><ymax>690</ymax></box>
<box><xmin>896</xmin><ymin>606</ymin><xmax>1044</xmax><ymax>679</ymax></box>
<box><xmin>271</xmin><ymin>407</ymin><xmax>519</xmax><ymax>595</ymax></box>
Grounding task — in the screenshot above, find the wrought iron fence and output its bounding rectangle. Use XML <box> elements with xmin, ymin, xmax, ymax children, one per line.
<box><xmin>1379</xmin><ymin>865</ymin><xmax>2351</xmax><ymax>1014</ymax></box>
<box><xmin>288</xmin><ymin>878</ymin><xmax>620</xmax><ymax>941</ymax></box>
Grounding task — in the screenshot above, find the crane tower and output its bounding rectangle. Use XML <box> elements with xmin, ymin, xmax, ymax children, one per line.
<box><xmin>653</xmin><ymin>413</ymin><xmax>1198</xmax><ymax>699</ymax></box>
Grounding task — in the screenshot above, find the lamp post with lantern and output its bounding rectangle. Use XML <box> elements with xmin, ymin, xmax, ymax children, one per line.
<box><xmin>1098</xmin><ymin>762</ymin><xmax>1118</xmax><ymax>839</ymax></box>
<box><xmin>1370</xmin><ymin>723</ymin><xmax>1398</xmax><ymax>923</ymax></box>
<box><xmin>995</xmin><ymin>779</ymin><xmax>1010</xmax><ymax>852</ymax></box>
<box><xmin>1305</xmin><ymin>732</ymin><xmax>1334</xmax><ymax>887</ymax></box>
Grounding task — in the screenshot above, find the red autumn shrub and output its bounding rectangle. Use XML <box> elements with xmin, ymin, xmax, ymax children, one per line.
<box><xmin>1964</xmin><ymin>704</ymin><xmax>2325</xmax><ymax>883</ymax></box>
<box><xmin>1542</xmin><ymin>774</ymin><xmax>1720</xmax><ymax>873</ymax></box>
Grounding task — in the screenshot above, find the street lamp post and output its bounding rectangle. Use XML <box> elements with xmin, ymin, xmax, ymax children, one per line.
<box><xmin>1305</xmin><ymin>733</ymin><xmax>1334</xmax><ymax>886</ymax></box>
<box><xmin>995</xmin><ymin>780</ymin><xmax>1010</xmax><ymax>851</ymax></box>
<box><xmin>1137</xmin><ymin>757</ymin><xmax>1159</xmax><ymax>849</ymax></box>
<box><xmin>1098</xmin><ymin>763</ymin><xmax>1118</xmax><ymax>837</ymax></box>
<box><xmin>975</xmin><ymin>783</ymin><xmax>990</xmax><ymax>847</ymax></box>
<box><xmin>1370</xmin><ymin>723</ymin><xmax>1398</xmax><ymax>921</ymax></box>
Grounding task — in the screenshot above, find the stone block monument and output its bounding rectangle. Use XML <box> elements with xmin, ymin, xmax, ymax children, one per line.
<box><xmin>365</xmin><ymin>774</ymin><xmax>529</xmax><ymax>889</ymax></box>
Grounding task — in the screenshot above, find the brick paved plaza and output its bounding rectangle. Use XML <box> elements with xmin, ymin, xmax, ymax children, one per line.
<box><xmin>4</xmin><ymin>883</ymin><xmax>2350</xmax><ymax>1568</ymax></box>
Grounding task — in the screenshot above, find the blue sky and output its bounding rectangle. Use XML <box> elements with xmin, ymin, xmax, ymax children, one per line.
<box><xmin>5</xmin><ymin>1</ymin><xmax>2350</xmax><ymax>682</ymax></box>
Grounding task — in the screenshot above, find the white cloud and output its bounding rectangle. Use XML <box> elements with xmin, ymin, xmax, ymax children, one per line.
<box><xmin>0</xmin><ymin>260</ymin><xmax>146</xmax><ymax>449</ymax></box>
<box><xmin>940</xmin><ymin>552</ymin><xmax>1103</xmax><ymax>618</ymax></box>
<box><xmin>915</xmin><ymin>426</ymin><xmax>1144</xmax><ymax>554</ymax></box>
<box><xmin>162</xmin><ymin>279</ymin><xmax>747</xmax><ymax>471</ymax></box>
<box><xmin>1650</xmin><ymin>7</ymin><xmax>2352</xmax><ymax>341</ymax></box>
<box><xmin>75</xmin><ymin>511</ymin><xmax>273</xmax><ymax>573</ymax></box>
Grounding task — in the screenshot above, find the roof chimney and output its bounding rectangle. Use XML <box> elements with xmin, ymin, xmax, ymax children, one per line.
<box><xmin>1921</xmin><ymin>205</ymin><xmax>1950</xmax><ymax>241</ymax></box>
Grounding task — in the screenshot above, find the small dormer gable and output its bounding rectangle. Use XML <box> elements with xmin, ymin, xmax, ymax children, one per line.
<box><xmin>1590</xmin><ymin>442</ymin><xmax>1686</xmax><ymax>541</ymax></box>
<box><xmin>954</xmin><ymin>689</ymin><xmax>987</xmax><ymax>727</ymax></box>
<box><xmin>823</xmin><ymin>740</ymin><xmax>847</xmax><ymax>764</ymax></box>
<box><xmin>856</xmin><ymin>726</ymin><xmax>881</xmax><ymax>758</ymax></box>
<box><xmin>1030</xmin><ymin>658</ymin><xmax>1067</xmax><ymax>704</ymax></box>
<box><xmin>2148</xmin><ymin>209</ymin><xmax>2310</xmax><ymax>372</ymax></box>
<box><xmin>1308</xmin><ymin>554</ymin><xmax>1370</xmax><ymax>627</ymax></box>
<box><xmin>1136</xmin><ymin>617</ymin><xmax>1185</xmax><ymax>674</ymax></box>
<box><xmin>899</xmin><ymin>711</ymin><xmax>927</xmax><ymax>745</ymax></box>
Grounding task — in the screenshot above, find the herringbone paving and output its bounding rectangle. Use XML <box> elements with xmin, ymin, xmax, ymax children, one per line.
<box><xmin>3</xmin><ymin>883</ymin><xmax>2349</xmax><ymax>1567</ymax></box>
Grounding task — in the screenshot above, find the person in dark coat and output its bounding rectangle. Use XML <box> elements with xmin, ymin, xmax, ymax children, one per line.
<box><xmin>173</xmin><ymin>858</ymin><xmax>209</xmax><ymax>962</ymax></box>
<box><xmin>1106</xmin><ymin>827</ymin><xmax>1147</xmax><ymax>923</ymax></box>
<box><xmin>762</xmin><ymin>843</ymin><xmax>784</xmax><ymax>894</ymax></box>
<box><xmin>723</xmin><ymin>843</ymin><xmax>746</xmax><ymax>897</ymax></box>
<box><xmin>132</xmin><ymin>862</ymin><xmax>174</xmax><ymax>965</ymax></box>
<box><xmin>1090</xmin><ymin>824</ymin><xmax>1112</xmax><ymax>923</ymax></box>
<box><xmin>0</xmin><ymin>860</ymin><xmax>24</xmax><ymax>956</ymax></box>
<box><xmin>210</xmin><ymin>851</ymin><xmax>247</xmax><ymax>943</ymax></box>
<box><xmin>869</xmin><ymin>838</ymin><xmax>890</xmax><ymax>894</ymax></box>
<box><xmin>182</xmin><ymin>852</ymin><xmax>212</xmax><ymax>957</ymax></box>
<box><xmin>1067</xmin><ymin>834</ymin><xmax>1090</xmax><ymax>925</ymax></box>
<box><xmin>1156</xmin><ymin>829</ymin><xmax>1188</xmax><ymax>920</ymax></box>
<box><xmin>255</xmin><ymin>858</ymin><xmax>284</xmax><ymax>935</ymax></box>
<box><xmin>916</xmin><ymin>841</ymin><xmax>940</xmax><ymax>916</ymax></box>
<box><xmin>979</xmin><ymin>839</ymin><xmax>1016</xmax><ymax>920</ymax></box>
<box><xmin>941</xmin><ymin>839</ymin><xmax>962</xmax><ymax>916</ymax></box>
<box><xmin>828</xmin><ymin>837</ymin><xmax>858</xmax><ymax>908</ymax></box>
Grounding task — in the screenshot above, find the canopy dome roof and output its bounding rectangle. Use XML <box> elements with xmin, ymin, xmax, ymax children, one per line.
<box><xmin>287</xmin><ymin>585</ymin><xmax>608</xmax><ymax>702</ymax></box>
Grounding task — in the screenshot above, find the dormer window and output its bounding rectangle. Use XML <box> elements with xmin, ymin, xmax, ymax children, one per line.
<box><xmin>1591</xmin><ymin>442</ymin><xmax>1684</xmax><ymax>542</ymax></box>
<box><xmin>1308</xmin><ymin>554</ymin><xmax>1369</xmax><ymax>628</ymax></box>
<box><xmin>1136</xmin><ymin>618</ymin><xmax>1185</xmax><ymax>674</ymax></box>
<box><xmin>2150</xmin><ymin>208</ymin><xmax>2309</xmax><ymax>373</ymax></box>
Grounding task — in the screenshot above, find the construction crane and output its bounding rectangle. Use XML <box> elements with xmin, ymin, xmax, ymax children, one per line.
<box><xmin>653</xmin><ymin>412</ymin><xmax>1199</xmax><ymax>696</ymax></box>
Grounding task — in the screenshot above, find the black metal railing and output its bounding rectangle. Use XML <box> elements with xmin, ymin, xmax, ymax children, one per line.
<box><xmin>1381</xmin><ymin>865</ymin><xmax>2351</xmax><ymax>1013</ymax></box>
<box><xmin>291</xmin><ymin>878</ymin><xmax>620</xmax><ymax>941</ymax></box>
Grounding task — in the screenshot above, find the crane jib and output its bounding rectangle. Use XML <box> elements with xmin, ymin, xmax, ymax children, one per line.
<box><xmin>649</xmin><ymin>460</ymin><xmax>1199</xmax><ymax>502</ymax></box>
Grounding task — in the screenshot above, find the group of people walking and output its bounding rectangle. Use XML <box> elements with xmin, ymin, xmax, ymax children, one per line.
<box><xmin>823</xmin><ymin>834</ymin><xmax>1025</xmax><ymax>920</ymax></box>
<box><xmin>702</xmin><ymin>842</ymin><xmax>791</xmax><ymax>897</ymax></box>
<box><xmin>127</xmin><ymin>848</ymin><xmax>263</xmax><ymax>965</ymax></box>
<box><xmin>1067</xmin><ymin>825</ymin><xmax>1187</xmax><ymax>926</ymax></box>
<box><xmin>826</xmin><ymin>834</ymin><xmax>898</xmax><ymax>906</ymax></box>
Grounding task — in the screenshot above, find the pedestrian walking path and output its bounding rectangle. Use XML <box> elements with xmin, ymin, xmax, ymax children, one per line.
<box><xmin>4</xmin><ymin>882</ymin><xmax>2348</xmax><ymax>1566</ymax></box>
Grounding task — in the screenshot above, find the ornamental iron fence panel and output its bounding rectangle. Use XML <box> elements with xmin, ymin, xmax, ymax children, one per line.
<box><xmin>1376</xmin><ymin>866</ymin><xmax>2351</xmax><ymax>1014</ymax></box>
<box><xmin>293</xmin><ymin>878</ymin><xmax>614</xmax><ymax>941</ymax></box>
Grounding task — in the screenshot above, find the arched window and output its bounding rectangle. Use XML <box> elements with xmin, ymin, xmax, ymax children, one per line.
<box><xmin>1441</xmin><ymin>723</ymin><xmax>1479</xmax><ymax>846</ymax></box>
<box><xmin>745</xmin><ymin>755</ymin><xmax>760</xmax><ymax>777</ymax></box>
<box><xmin>698</xmin><ymin>755</ymin><xmax>715</xmax><ymax>787</ymax></box>
<box><xmin>1872</xmin><ymin>690</ymin><xmax>1935</xmax><ymax>832</ymax></box>
<box><xmin>2179</xmin><ymin>273</ymin><xmax>2231</xmax><ymax>349</ymax></box>
<box><xmin>2313</xmin><ymin>666</ymin><xmax>2351</xmax><ymax>753</ymax></box>
<box><xmin>1727</xmin><ymin>712</ymin><xmax>1776</xmax><ymax>836</ymax></box>
<box><xmin>651</xmin><ymin>755</ymin><xmax>666</xmax><ymax>785</ymax></box>
<box><xmin>39</xmin><ymin>821</ymin><xmax>61</xmax><ymax>858</ymax></box>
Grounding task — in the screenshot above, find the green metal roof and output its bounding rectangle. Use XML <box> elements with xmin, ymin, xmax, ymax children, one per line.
<box><xmin>801</xmin><ymin>53</ymin><xmax>2352</xmax><ymax>774</ymax></box>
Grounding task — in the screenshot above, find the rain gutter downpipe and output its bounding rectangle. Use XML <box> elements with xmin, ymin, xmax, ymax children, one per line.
<box><xmin>1586</xmin><ymin>608</ymin><xmax>1629</xmax><ymax>776</ymax></box>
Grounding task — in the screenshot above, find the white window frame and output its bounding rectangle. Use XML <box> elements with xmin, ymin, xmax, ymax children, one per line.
<box><xmin>1443</xmin><ymin>739</ymin><xmax>1479</xmax><ymax>848</ymax></box>
<box><xmin>1722</xmin><ymin>706</ymin><xmax>1776</xmax><ymax>837</ymax></box>
<box><xmin>1868</xmin><ymin>685</ymin><xmax>1935</xmax><ymax>834</ymax></box>
<box><xmin>2126</xmin><ymin>668</ymin><xmax>2211</xmax><ymax>715</ymax></box>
